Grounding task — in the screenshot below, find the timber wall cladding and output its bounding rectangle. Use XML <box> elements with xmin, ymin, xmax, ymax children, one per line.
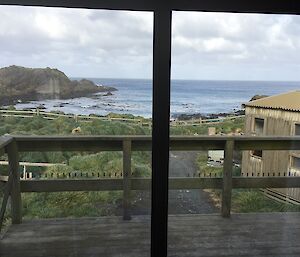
<box><xmin>242</xmin><ymin>106</ymin><xmax>300</xmax><ymax>202</ymax></box>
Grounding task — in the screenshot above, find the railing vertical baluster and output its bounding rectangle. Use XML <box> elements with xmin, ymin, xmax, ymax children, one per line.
<box><xmin>123</xmin><ymin>140</ymin><xmax>132</xmax><ymax>220</ymax></box>
<box><xmin>7</xmin><ymin>140</ymin><xmax>22</xmax><ymax>224</ymax></box>
<box><xmin>221</xmin><ymin>140</ymin><xmax>234</xmax><ymax>218</ymax></box>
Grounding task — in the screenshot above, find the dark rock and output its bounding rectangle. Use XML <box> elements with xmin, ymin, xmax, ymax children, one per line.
<box><xmin>174</xmin><ymin>109</ymin><xmax>245</xmax><ymax>121</ymax></box>
<box><xmin>103</xmin><ymin>91</ymin><xmax>113</xmax><ymax>96</ymax></box>
<box><xmin>53</xmin><ymin>103</ymin><xmax>65</xmax><ymax>108</ymax></box>
<box><xmin>234</xmin><ymin>109</ymin><xmax>245</xmax><ymax>115</ymax></box>
<box><xmin>37</xmin><ymin>104</ymin><xmax>46</xmax><ymax>110</ymax></box>
<box><xmin>250</xmin><ymin>94</ymin><xmax>268</xmax><ymax>101</ymax></box>
<box><xmin>0</xmin><ymin>65</ymin><xmax>117</xmax><ymax>105</ymax></box>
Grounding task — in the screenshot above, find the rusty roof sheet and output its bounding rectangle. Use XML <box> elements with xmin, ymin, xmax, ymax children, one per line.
<box><xmin>243</xmin><ymin>91</ymin><xmax>300</xmax><ymax>112</ymax></box>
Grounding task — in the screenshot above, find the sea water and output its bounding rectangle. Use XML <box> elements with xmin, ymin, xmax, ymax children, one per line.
<box><xmin>14</xmin><ymin>79</ymin><xmax>300</xmax><ymax>118</ymax></box>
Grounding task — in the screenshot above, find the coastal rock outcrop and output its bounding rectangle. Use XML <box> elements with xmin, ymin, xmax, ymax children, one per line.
<box><xmin>249</xmin><ymin>94</ymin><xmax>268</xmax><ymax>101</ymax></box>
<box><xmin>0</xmin><ymin>65</ymin><xmax>117</xmax><ymax>105</ymax></box>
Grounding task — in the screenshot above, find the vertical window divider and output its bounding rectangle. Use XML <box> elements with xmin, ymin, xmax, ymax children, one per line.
<box><xmin>151</xmin><ymin>7</ymin><xmax>172</xmax><ymax>257</ymax></box>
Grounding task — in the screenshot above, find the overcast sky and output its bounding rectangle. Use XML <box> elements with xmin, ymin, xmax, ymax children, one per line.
<box><xmin>0</xmin><ymin>6</ymin><xmax>300</xmax><ymax>81</ymax></box>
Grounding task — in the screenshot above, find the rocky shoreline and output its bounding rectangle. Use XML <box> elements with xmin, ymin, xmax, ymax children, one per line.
<box><xmin>173</xmin><ymin>109</ymin><xmax>245</xmax><ymax>121</ymax></box>
<box><xmin>172</xmin><ymin>94</ymin><xmax>268</xmax><ymax>121</ymax></box>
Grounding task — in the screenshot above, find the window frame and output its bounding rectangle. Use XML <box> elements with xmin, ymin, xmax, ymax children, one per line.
<box><xmin>251</xmin><ymin>117</ymin><xmax>265</xmax><ymax>159</ymax></box>
<box><xmin>252</xmin><ymin>117</ymin><xmax>265</xmax><ymax>135</ymax></box>
<box><xmin>251</xmin><ymin>150</ymin><xmax>263</xmax><ymax>159</ymax></box>
<box><xmin>1</xmin><ymin>1</ymin><xmax>300</xmax><ymax>257</ymax></box>
<box><xmin>293</xmin><ymin>123</ymin><xmax>300</xmax><ymax>136</ymax></box>
<box><xmin>290</xmin><ymin>154</ymin><xmax>300</xmax><ymax>171</ymax></box>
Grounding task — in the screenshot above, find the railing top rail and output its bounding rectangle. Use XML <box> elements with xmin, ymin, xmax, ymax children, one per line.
<box><xmin>12</xmin><ymin>135</ymin><xmax>300</xmax><ymax>140</ymax></box>
<box><xmin>8</xmin><ymin>135</ymin><xmax>300</xmax><ymax>152</ymax></box>
<box><xmin>13</xmin><ymin>135</ymin><xmax>300</xmax><ymax>138</ymax></box>
<box><xmin>14</xmin><ymin>135</ymin><xmax>150</xmax><ymax>141</ymax></box>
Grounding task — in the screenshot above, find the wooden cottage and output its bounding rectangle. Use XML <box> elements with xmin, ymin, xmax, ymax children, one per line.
<box><xmin>242</xmin><ymin>91</ymin><xmax>300</xmax><ymax>203</ymax></box>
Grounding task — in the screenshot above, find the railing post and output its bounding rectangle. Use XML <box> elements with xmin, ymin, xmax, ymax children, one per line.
<box><xmin>123</xmin><ymin>139</ymin><xmax>132</xmax><ymax>220</ymax></box>
<box><xmin>221</xmin><ymin>139</ymin><xmax>234</xmax><ymax>218</ymax></box>
<box><xmin>6</xmin><ymin>140</ymin><xmax>22</xmax><ymax>224</ymax></box>
<box><xmin>0</xmin><ymin>169</ymin><xmax>13</xmax><ymax>231</ymax></box>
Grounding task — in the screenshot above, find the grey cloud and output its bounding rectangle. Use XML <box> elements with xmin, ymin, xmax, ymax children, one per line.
<box><xmin>0</xmin><ymin>6</ymin><xmax>300</xmax><ymax>80</ymax></box>
<box><xmin>0</xmin><ymin>6</ymin><xmax>153</xmax><ymax>78</ymax></box>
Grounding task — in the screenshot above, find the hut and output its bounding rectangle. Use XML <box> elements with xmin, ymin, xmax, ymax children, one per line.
<box><xmin>242</xmin><ymin>91</ymin><xmax>300</xmax><ymax>203</ymax></box>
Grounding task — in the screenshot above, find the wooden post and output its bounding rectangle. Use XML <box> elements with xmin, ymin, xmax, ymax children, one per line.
<box><xmin>123</xmin><ymin>140</ymin><xmax>131</xmax><ymax>220</ymax></box>
<box><xmin>0</xmin><ymin>147</ymin><xmax>4</xmax><ymax>157</ymax></box>
<box><xmin>6</xmin><ymin>140</ymin><xmax>22</xmax><ymax>224</ymax></box>
<box><xmin>221</xmin><ymin>139</ymin><xmax>234</xmax><ymax>218</ymax></box>
<box><xmin>74</xmin><ymin>114</ymin><xmax>78</xmax><ymax>122</ymax></box>
<box><xmin>0</xmin><ymin>170</ymin><xmax>13</xmax><ymax>231</ymax></box>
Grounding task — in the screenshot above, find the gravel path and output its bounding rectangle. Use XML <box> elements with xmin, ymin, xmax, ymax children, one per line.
<box><xmin>130</xmin><ymin>151</ymin><xmax>218</xmax><ymax>215</ymax></box>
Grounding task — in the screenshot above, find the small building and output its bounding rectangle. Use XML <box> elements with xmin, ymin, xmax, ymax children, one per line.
<box><xmin>242</xmin><ymin>91</ymin><xmax>300</xmax><ymax>203</ymax></box>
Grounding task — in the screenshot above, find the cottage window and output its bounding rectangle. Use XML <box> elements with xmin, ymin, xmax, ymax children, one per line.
<box><xmin>295</xmin><ymin>124</ymin><xmax>300</xmax><ymax>136</ymax></box>
<box><xmin>251</xmin><ymin>150</ymin><xmax>262</xmax><ymax>158</ymax></box>
<box><xmin>254</xmin><ymin>118</ymin><xmax>264</xmax><ymax>134</ymax></box>
<box><xmin>292</xmin><ymin>156</ymin><xmax>300</xmax><ymax>170</ymax></box>
<box><xmin>252</xmin><ymin>118</ymin><xmax>264</xmax><ymax>158</ymax></box>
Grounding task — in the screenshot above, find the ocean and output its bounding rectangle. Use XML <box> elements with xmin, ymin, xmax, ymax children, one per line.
<box><xmin>14</xmin><ymin>79</ymin><xmax>300</xmax><ymax>118</ymax></box>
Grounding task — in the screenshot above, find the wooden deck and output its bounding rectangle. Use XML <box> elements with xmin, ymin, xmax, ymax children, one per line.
<box><xmin>1</xmin><ymin>212</ymin><xmax>300</xmax><ymax>257</ymax></box>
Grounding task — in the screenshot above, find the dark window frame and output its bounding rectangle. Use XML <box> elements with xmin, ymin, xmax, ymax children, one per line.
<box><xmin>251</xmin><ymin>150</ymin><xmax>263</xmax><ymax>159</ymax></box>
<box><xmin>1</xmin><ymin>1</ymin><xmax>300</xmax><ymax>257</ymax></box>
<box><xmin>295</xmin><ymin>123</ymin><xmax>300</xmax><ymax>136</ymax></box>
<box><xmin>291</xmin><ymin>156</ymin><xmax>300</xmax><ymax>170</ymax></box>
<box><xmin>254</xmin><ymin>118</ymin><xmax>265</xmax><ymax>135</ymax></box>
<box><xmin>251</xmin><ymin>117</ymin><xmax>264</xmax><ymax>158</ymax></box>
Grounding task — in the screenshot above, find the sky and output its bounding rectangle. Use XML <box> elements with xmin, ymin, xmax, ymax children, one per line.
<box><xmin>0</xmin><ymin>6</ymin><xmax>300</xmax><ymax>81</ymax></box>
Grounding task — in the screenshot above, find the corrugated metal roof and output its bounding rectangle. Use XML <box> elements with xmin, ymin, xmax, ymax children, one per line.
<box><xmin>243</xmin><ymin>91</ymin><xmax>300</xmax><ymax>112</ymax></box>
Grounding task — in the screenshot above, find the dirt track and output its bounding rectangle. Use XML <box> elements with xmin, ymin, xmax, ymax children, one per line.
<box><xmin>130</xmin><ymin>151</ymin><xmax>218</xmax><ymax>215</ymax></box>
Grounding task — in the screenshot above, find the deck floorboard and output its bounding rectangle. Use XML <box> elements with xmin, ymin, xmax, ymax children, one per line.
<box><xmin>1</xmin><ymin>212</ymin><xmax>300</xmax><ymax>257</ymax></box>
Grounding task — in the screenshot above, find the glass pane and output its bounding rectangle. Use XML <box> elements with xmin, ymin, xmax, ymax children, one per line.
<box><xmin>295</xmin><ymin>124</ymin><xmax>300</xmax><ymax>135</ymax></box>
<box><xmin>0</xmin><ymin>6</ymin><xmax>153</xmax><ymax>257</ymax></box>
<box><xmin>254</xmin><ymin>118</ymin><xmax>264</xmax><ymax>134</ymax></box>
<box><xmin>169</xmin><ymin>11</ymin><xmax>300</xmax><ymax>256</ymax></box>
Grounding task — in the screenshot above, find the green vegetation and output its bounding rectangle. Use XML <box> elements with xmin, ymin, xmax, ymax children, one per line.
<box><xmin>0</xmin><ymin>114</ymin><xmax>152</xmax><ymax>220</ymax></box>
<box><xmin>0</xmin><ymin>113</ymin><xmax>300</xmax><ymax>218</ymax></box>
<box><xmin>205</xmin><ymin>188</ymin><xmax>300</xmax><ymax>213</ymax></box>
<box><xmin>196</xmin><ymin>148</ymin><xmax>300</xmax><ymax>214</ymax></box>
<box><xmin>232</xmin><ymin>189</ymin><xmax>300</xmax><ymax>213</ymax></box>
<box><xmin>170</xmin><ymin>117</ymin><xmax>244</xmax><ymax>135</ymax></box>
<box><xmin>216</xmin><ymin>117</ymin><xmax>244</xmax><ymax>134</ymax></box>
<box><xmin>4</xmin><ymin>114</ymin><xmax>296</xmax><ymax>219</ymax></box>
<box><xmin>0</xmin><ymin>115</ymin><xmax>150</xmax><ymax>136</ymax></box>
<box><xmin>22</xmin><ymin>191</ymin><xmax>123</xmax><ymax>219</ymax></box>
<box><xmin>2</xmin><ymin>113</ymin><xmax>297</xmax><ymax>219</ymax></box>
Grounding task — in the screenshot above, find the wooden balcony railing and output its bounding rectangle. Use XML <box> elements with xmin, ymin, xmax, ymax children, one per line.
<box><xmin>1</xmin><ymin>135</ymin><xmax>300</xmax><ymax>231</ymax></box>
